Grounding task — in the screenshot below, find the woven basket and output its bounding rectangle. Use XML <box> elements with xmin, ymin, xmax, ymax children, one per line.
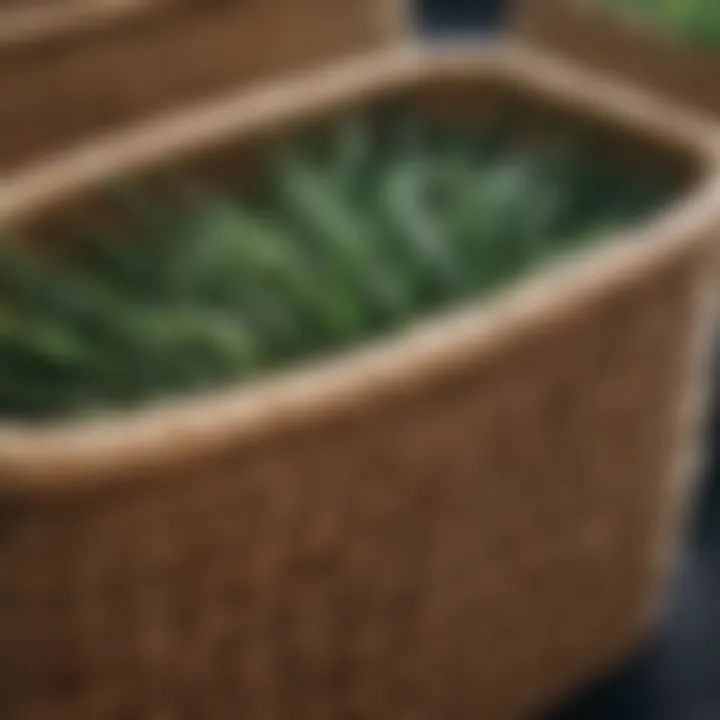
<box><xmin>0</xmin><ymin>0</ymin><xmax>408</xmax><ymax>172</ymax></box>
<box><xmin>512</xmin><ymin>0</ymin><xmax>720</xmax><ymax>121</ymax></box>
<box><xmin>1</xmin><ymin>44</ymin><xmax>720</xmax><ymax>719</ymax></box>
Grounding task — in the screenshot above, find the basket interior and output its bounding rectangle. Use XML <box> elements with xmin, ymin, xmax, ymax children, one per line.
<box><xmin>0</xmin><ymin>62</ymin><xmax>710</xmax><ymax>424</ymax></box>
<box><xmin>10</xmin><ymin>71</ymin><xmax>704</xmax><ymax>244</ymax></box>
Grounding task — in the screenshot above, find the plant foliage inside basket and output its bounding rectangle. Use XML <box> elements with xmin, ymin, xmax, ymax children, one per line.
<box><xmin>599</xmin><ymin>0</ymin><xmax>720</xmax><ymax>48</ymax></box>
<box><xmin>0</xmin><ymin>108</ymin><xmax>685</xmax><ymax>422</ymax></box>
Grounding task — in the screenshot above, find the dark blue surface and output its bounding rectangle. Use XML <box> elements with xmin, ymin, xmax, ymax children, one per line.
<box><xmin>419</xmin><ymin>0</ymin><xmax>505</xmax><ymax>33</ymax></box>
<box><xmin>419</xmin><ymin>2</ymin><xmax>720</xmax><ymax>717</ymax></box>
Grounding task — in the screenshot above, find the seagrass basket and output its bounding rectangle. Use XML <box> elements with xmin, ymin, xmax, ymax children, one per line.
<box><xmin>1</xmin><ymin>44</ymin><xmax>720</xmax><ymax>719</ymax></box>
<box><xmin>512</xmin><ymin>0</ymin><xmax>720</xmax><ymax>121</ymax></box>
<box><xmin>0</xmin><ymin>0</ymin><xmax>409</xmax><ymax>172</ymax></box>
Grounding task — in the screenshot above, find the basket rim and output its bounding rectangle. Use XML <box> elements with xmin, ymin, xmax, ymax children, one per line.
<box><xmin>0</xmin><ymin>0</ymin><xmax>167</xmax><ymax>54</ymax></box>
<box><xmin>529</xmin><ymin>0</ymin><xmax>720</xmax><ymax>59</ymax></box>
<box><xmin>0</xmin><ymin>0</ymin><xmax>412</xmax><ymax>57</ymax></box>
<box><xmin>1</xmin><ymin>44</ymin><xmax>719</xmax><ymax>494</ymax></box>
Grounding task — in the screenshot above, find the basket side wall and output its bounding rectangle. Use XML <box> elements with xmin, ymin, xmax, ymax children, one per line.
<box><xmin>0</xmin><ymin>0</ymin><xmax>406</xmax><ymax>172</ymax></box>
<box><xmin>0</xmin><ymin>241</ymin><xmax>708</xmax><ymax>719</ymax></box>
<box><xmin>512</xmin><ymin>0</ymin><xmax>720</xmax><ymax>120</ymax></box>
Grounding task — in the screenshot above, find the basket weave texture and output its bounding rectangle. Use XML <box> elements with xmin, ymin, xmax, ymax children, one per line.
<box><xmin>0</xmin><ymin>47</ymin><xmax>719</xmax><ymax>719</ymax></box>
<box><xmin>512</xmin><ymin>0</ymin><xmax>720</xmax><ymax>121</ymax></box>
<box><xmin>0</xmin><ymin>0</ymin><xmax>407</xmax><ymax>172</ymax></box>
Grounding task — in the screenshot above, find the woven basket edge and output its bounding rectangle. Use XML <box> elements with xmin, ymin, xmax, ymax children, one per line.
<box><xmin>0</xmin><ymin>46</ymin><xmax>718</xmax><ymax>492</ymax></box>
<box><xmin>0</xmin><ymin>0</ymin><xmax>165</xmax><ymax>53</ymax></box>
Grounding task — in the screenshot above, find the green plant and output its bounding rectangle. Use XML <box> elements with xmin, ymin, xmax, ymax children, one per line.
<box><xmin>0</xmin><ymin>111</ymin><xmax>681</xmax><ymax>421</ymax></box>
<box><xmin>599</xmin><ymin>0</ymin><xmax>720</xmax><ymax>48</ymax></box>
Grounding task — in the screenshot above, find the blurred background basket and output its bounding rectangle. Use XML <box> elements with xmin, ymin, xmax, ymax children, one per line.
<box><xmin>0</xmin><ymin>0</ymin><xmax>410</xmax><ymax>172</ymax></box>
<box><xmin>512</xmin><ymin>0</ymin><xmax>720</xmax><ymax>121</ymax></box>
<box><xmin>0</xmin><ymin>44</ymin><xmax>718</xmax><ymax>719</ymax></box>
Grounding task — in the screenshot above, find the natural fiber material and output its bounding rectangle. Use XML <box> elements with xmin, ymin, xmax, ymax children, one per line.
<box><xmin>0</xmin><ymin>116</ymin><xmax>685</xmax><ymax>421</ymax></box>
<box><xmin>512</xmin><ymin>0</ymin><xmax>720</xmax><ymax>121</ymax></box>
<box><xmin>0</xmin><ymin>46</ymin><xmax>719</xmax><ymax>719</ymax></box>
<box><xmin>0</xmin><ymin>0</ymin><xmax>408</xmax><ymax>172</ymax></box>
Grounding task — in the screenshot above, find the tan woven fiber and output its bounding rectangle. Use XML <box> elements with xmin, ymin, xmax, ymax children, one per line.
<box><xmin>0</xmin><ymin>0</ymin><xmax>409</xmax><ymax>172</ymax></box>
<box><xmin>1</xmin><ymin>45</ymin><xmax>720</xmax><ymax>719</ymax></box>
<box><xmin>512</xmin><ymin>0</ymin><xmax>720</xmax><ymax>121</ymax></box>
